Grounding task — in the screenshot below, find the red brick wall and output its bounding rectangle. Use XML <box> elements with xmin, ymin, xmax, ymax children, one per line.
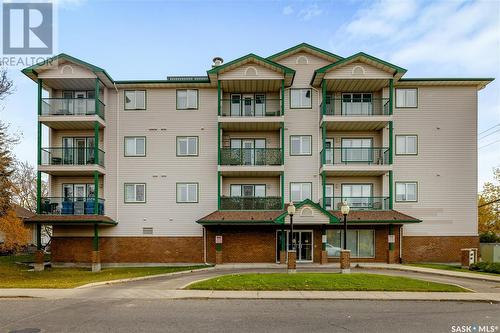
<box><xmin>402</xmin><ymin>236</ymin><xmax>479</xmax><ymax>263</ymax></box>
<box><xmin>52</xmin><ymin>236</ymin><xmax>204</xmax><ymax>263</ymax></box>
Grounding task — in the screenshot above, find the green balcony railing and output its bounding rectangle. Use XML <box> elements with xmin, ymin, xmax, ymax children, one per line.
<box><xmin>41</xmin><ymin>98</ymin><xmax>105</xmax><ymax>119</ymax></box>
<box><xmin>324</xmin><ymin>197</ymin><xmax>390</xmax><ymax>210</ymax></box>
<box><xmin>322</xmin><ymin>147</ymin><xmax>390</xmax><ymax>165</ymax></box>
<box><xmin>40</xmin><ymin>147</ymin><xmax>105</xmax><ymax>167</ymax></box>
<box><xmin>322</xmin><ymin>96</ymin><xmax>390</xmax><ymax>116</ymax></box>
<box><xmin>220</xmin><ymin>98</ymin><xmax>281</xmax><ymax>117</ymax></box>
<box><xmin>40</xmin><ymin>197</ymin><xmax>105</xmax><ymax>215</ymax></box>
<box><xmin>220</xmin><ymin>148</ymin><xmax>282</xmax><ymax>166</ymax></box>
<box><xmin>220</xmin><ymin>196</ymin><xmax>282</xmax><ymax>210</ymax></box>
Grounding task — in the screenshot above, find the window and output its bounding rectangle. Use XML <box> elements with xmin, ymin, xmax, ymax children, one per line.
<box><xmin>124</xmin><ymin>137</ymin><xmax>146</xmax><ymax>157</ymax></box>
<box><xmin>342</xmin><ymin>93</ymin><xmax>372</xmax><ymax>115</ymax></box>
<box><xmin>124</xmin><ymin>183</ymin><xmax>146</xmax><ymax>203</ymax></box>
<box><xmin>176</xmin><ymin>89</ymin><xmax>198</xmax><ymax>110</ymax></box>
<box><xmin>142</xmin><ymin>227</ymin><xmax>153</xmax><ymax>235</ymax></box>
<box><xmin>396</xmin><ymin>88</ymin><xmax>417</xmax><ymax>108</ymax></box>
<box><xmin>342</xmin><ymin>184</ymin><xmax>372</xmax><ymax>209</ymax></box>
<box><xmin>290</xmin><ymin>183</ymin><xmax>311</xmax><ymax>202</ymax></box>
<box><xmin>396</xmin><ymin>135</ymin><xmax>418</xmax><ymax>155</ymax></box>
<box><xmin>230</xmin><ymin>184</ymin><xmax>266</xmax><ymax>197</ymax></box>
<box><xmin>290</xmin><ymin>89</ymin><xmax>312</xmax><ymax>108</ymax></box>
<box><xmin>341</xmin><ymin>138</ymin><xmax>372</xmax><ymax>162</ymax></box>
<box><xmin>177</xmin><ymin>183</ymin><xmax>198</xmax><ymax>203</ymax></box>
<box><xmin>290</xmin><ymin>135</ymin><xmax>311</xmax><ymax>155</ymax></box>
<box><xmin>326</xmin><ymin>230</ymin><xmax>375</xmax><ymax>258</ymax></box>
<box><xmin>176</xmin><ymin>136</ymin><xmax>198</xmax><ymax>156</ymax></box>
<box><xmin>395</xmin><ymin>182</ymin><xmax>418</xmax><ymax>202</ymax></box>
<box><xmin>124</xmin><ymin>90</ymin><xmax>146</xmax><ymax>110</ymax></box>
<box><xmin>324</xmin><ymin>184</ymin><xmax>334</xmax><ymax>210</ymax></box>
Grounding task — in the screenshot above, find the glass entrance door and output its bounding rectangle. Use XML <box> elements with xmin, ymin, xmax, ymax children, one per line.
<box><xmin>286</xmin><ymin>230</ymin><xmax>313</xmax><ymax>262</ymax></box>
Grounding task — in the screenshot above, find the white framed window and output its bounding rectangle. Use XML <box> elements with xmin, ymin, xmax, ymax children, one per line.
<box><xmin>124</xmin><ymin>137</ymin><xmax>146</xmax><ymax>157</ymax></box>
<box><xmin>290</xmin><ymin>182</ymin><xmax>312</xmax><ymax>202</ymax></box>
<box><xmin>396</xmin><ymin>88</ymin><xmax>417</xmax><ymax>108</ymax></box>
<box><xmin>124</xmin><ymin>183</ymin><xmax>146</xmax><ymax>203</ymax></box>
<box><xmin>176</xmin><ymin>136</ymin><xmax>198</xmax><ymax>156</ymax></box>
<box><xmin>290</xmin><ymin>135</ymin><xmax>312</xmax><ymax>155</ymax></box>
<box><xmin>230</xmin><ymin>184</ymin><xmax>266</xmax><ymax>197</ymax></box>
<box><xmin>176</xmin><ymin>89</ymin><xmax>198</xmax><ymax>110</ymax></box>
<box><xmin>326</xmin><ymin>230</ymin><xmax>375</xmax><ymax>258</ymax></box>
<box><xmin>124</xmin><ymin>90</ymin><xmax>146</xmax><ymax>110</ymax></box>
<box><xmin>290</xmin><ymin>89</ymin><xmax>312</xmax><ymax>108</ymax></box>
<box><xmin>177</xmin><ymin>183</ymin><xmax>198</xmax><ymax>203</ymax></box>
<box><xmin>396</xmin><ymin>135</ymin><xmax>418</xmax><ymax>155</ymax></box>
<box><xmin>341</xmin><ymin>138</ymin><xmax>372</xmax><ymax>162</ymax></box>
<box><xmin>395</xmin><ymin>182</ymin><xmax>418</xmax><ymax>202</ymax></box>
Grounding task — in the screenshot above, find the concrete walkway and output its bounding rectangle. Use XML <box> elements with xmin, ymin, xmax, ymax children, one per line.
<box><xmin>1</xmin><ymin>265</ymin><xmax>499</xmax><ymax>301</ymax></box>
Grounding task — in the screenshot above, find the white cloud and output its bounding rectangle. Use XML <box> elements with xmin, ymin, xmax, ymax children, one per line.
<box><xmin>298</xmin><ymin>4</ymin><xmax>323</xmax><ymax>21</ymax></box>
<box><xmin>282</xmin><ymin>5</ymin><xmax>294</xmax><ymax>16</ymax></box>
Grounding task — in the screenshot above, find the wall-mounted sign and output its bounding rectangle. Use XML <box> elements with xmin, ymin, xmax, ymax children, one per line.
<box><xmin>215</xmin><ymin>235</ymin><xmax>223</xmax><ymax>244</ymax></box>
<box><xmin>388</xmin><ymin>235</ymin><xmax>395</xmax><ymax>243</ymax></box>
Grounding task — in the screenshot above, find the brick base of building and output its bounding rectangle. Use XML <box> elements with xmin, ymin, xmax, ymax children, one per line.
<box><xmin>402</xmin><ymin>236</ymin><xmax>479</xmax><ymax>263</ymax></box>
<box><xmin>51</xmin><ymin>236</ymin><xmax>204</xmax><ymax>264</ymax></box>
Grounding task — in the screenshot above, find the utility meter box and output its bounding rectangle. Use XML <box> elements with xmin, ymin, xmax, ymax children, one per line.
<box><xmin>461</xmin><ymin>248</ymin><xmax>478</xmax><ymax>268</ymax></box>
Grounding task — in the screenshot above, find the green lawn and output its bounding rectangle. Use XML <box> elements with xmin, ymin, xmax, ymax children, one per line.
<box><xmin>0</xmin><ymin>254</ymin><xmax>209</xmax><ymax>288</ymax></box>
<box><xmin>407</xmin><ymin>263</ymin><xmax>499</xmax><ymax>276</ymax></box>
<box><xmin>186</xmin><ymin>273</ymin><xmax>468</xmax><ymax>292</ymax></box>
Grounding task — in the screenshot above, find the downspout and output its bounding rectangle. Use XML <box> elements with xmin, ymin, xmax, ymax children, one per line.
<box><xmin>203</xmin><ymin>226</ymin><xmax>208</xmax><ymax>265</ymax></box>
<box><xmin>114</xmin><ymin>82</ymin><xmax>119</xmax><ymax>222</ymax></box>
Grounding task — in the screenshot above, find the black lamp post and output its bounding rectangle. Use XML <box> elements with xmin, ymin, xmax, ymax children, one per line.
<box><xmin>340</xmin><ymin>201</ymin><xmax>350</xmax><ymax>250</ymax></box>
<box><xmin>287</xmin><ymin>201</ymin><xmax>296</xmax><ymax>251</ymax></box>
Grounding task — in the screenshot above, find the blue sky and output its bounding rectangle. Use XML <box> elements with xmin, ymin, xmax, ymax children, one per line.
<box><xmin>2</xmin><ymin>0</ymin><xmax>499</xmax><ymax>189</ymax></box>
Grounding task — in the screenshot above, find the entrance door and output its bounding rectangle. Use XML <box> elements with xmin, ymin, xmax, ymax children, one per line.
<box><xmin>242</xmin><ymin>140</ymin><xmax>254</xmax><ymax>165</ymax></box>
<box><xmin>284</xmin><ymin>230</ymin><xmax>313</xmax><ymax>262</ymax></box>
<box><xmin>74</xmin><ymin>91</ymin><xmax>86</xmax><ymax>115</ymax></box>
<box><xmin>74</xmin><ymin>138</ymin><xmax>86</xmax><ymax>165</ymax></box>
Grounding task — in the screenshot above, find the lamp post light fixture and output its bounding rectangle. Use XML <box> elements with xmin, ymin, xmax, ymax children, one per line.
<box><xmin>340</xmin><ymin>201</ymin><xmax>350</xmax><ymax>250</ymax></box>
<box><xmin>287</xmin><ymin>201</ymin><xmax>296</xmax><ymax>251</ymax></box>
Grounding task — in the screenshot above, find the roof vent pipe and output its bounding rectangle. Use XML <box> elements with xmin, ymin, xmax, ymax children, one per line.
<box><xmin>212</xmin><ymin>57</ymin><xmax>224</xmax><ymax>68</ymax></box>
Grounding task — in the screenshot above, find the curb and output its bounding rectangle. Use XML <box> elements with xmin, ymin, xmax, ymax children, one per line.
<box><xmin>358</xmin><ymin>265</ymin><xmax>500</xmax><ymax>283</ymax></box>
<box><xmin>75</xmin><ymin>266</ymin><xmax>215</xmax><ymax>289</ymax></box>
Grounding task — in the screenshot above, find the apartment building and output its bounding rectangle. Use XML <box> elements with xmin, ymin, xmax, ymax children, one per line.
<box><xmin>22</xmin><ymin>43</ymin><xmax>493</xmax><ymax>267</ymax></box>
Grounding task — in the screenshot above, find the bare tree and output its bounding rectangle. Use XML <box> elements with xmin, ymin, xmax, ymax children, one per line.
<box><xmin>10</xmin><ymin>160</ymin><xmax>47</xmax><ymax>212</ymax></box>
<box><xmin>0</xmin><ymin>68</ymin><xmax>14</xmax><ymax>101</ymax></box>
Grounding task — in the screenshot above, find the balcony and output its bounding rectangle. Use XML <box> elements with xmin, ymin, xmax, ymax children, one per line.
<box><xmin>219</xmin><ymin>148</ymin><xmax>283</xmax><ymax>176</ymax></box>
<box><xmin>324</xmin><ymin>197</ymin><xmax>390</xmax><ymax>211</ymax></box>
<box><xmin>40</xmin><ymin>197</ymin><xmax>105</xmax><ymax>215</ymax></box>
<box><xmin>40</xmin><ymin>98</ymin><xmax>105</xmax><ymax>129</ymax></box>
<box><xmin>321</xmin><ymin>96</ymin><xmax>391</xmax><ymax>131</ymax></box>
<box><xmin>220</xmin><ymin>196</ymin><xmax>282</xmax><ymax>210</ymax></box>
<box><xmin>40</xmin><ymin>147</ymin><xmax>105</xmax><ymax>176</ymax></box>
<box><xmin>321</xmin><ymin>147</ymin><xmax>391</xmax><ymax>176</ymax></box>
<box><xmin>219</xmin><ymin>98</ymin><xmax>283</xmax><ymax>131</ymax></box>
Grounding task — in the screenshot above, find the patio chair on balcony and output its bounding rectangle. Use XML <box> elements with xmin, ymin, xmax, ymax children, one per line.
<box><xmin>61</xmin><ymin>201</ymin><xmax>74</xmax><ymax>215</ymax></box>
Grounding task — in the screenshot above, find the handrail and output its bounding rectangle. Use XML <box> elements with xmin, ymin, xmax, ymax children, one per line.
<box><xmin>321</xmin><ymin>147</ymin><xmax>390</xmax><ymax>165</ymax></box>
<box><xmin>324</xmin><ymin>196</ymin><xmax>390</xmax><ymax>210</ymax></box>
<box><xmin>322</xmin><ymin>96</ymin><xmax>390</xmax><ymax>116</ymax></box>
<box><xmin>40</xmin><ymin>147</ymin><xmax>105</xmax><ymax>167</ymax></box>
<box><xmin>41</xmin><ymin>98</ymin><xmax>105</xmax><ymax>119</ymax></box>
<box><xmin>220</xmin><ymin>98</ymin><xmax>282</xmax><ymax>117</ymax></box>
<box><xmin>219</xmin><ymin>148</ymin><xmax>282</xmax><ymax>166</ymax></box>
<box><xmin>40</xmin><ymin>197</ymin><xmax>105</xmax><ymax>215</ymax></box>
<box><xmin>220</xmin><ymin>196</ymin><xmax>282</xmax><ymax>210</ymax></box>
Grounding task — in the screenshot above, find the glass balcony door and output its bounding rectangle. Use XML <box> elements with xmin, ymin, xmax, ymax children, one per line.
<box><xmin>324</xmin><ymin>138</ymin><xmax>334</xmax><ymax>164</ymax></box>
<box><xmin>341</xmin><ymin>138</ymin><xmax>372</xmax><ymax>162</ymax></box>
<box><xmin>325</xmin><ymin>184</ymin><xmax>334</xmax><ymax>210</ymax></box>
<box><xmin>342</xmin><ymin>93</ymin><xmax>373</xmax><ymax>115</ymax></box>
<box><xmin>243</xmin><ymin>94</ymin><xmax>254</xmax><ymax>116</ymax></box>
<box><xmin>341</xmin><ymin>184</ymin><xmax>373</xmax><ymax>209</ymax></box>
<box><xmin>74</xmin><ymin>91</ymin><xmax>87</xmax><ymax>115</ymax></box>
<box><xmin>230</xmin><ymin>94</ymin><xmax>241</xmax><ymax>117</ymax></box>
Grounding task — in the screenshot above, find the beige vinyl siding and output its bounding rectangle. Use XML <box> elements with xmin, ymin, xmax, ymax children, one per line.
<box><xmin>38</xmin><ymin>63</ymin><xmax>96</xmax><ymax>79</ymax></box>
<box><xmin>50</xmin><ymin>176</ymin><xmax>104</xmax><ymax>197</ymax></box>
<box><xmin>221</xmin><ymin>177</ymin><xmax>280</xmax><ymax>197</ymax></box>
<box><xmin>276</xmin><ymin>52</ymin><xmax>330</xmax><ymax>202</ymax></box>
<box><xmin>394</xmin><ymin>86</ymin><xmax>477</xmax><ymax>236</ymax></box>
<box><xmin>219</xmin><ymin>62</ymin><xmax>283</xmax><ymax>80</ymax></box>
<box><xmin>324</xmin><ymin>61</ymin><xmax>393</xmax><ymax>79</ymax></box>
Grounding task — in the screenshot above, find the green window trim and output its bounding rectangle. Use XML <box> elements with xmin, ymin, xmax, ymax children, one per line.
<box><xmin>124</xmin><ymin>90</ymin><xmax>147</xmax><ymax>111</ymax></box>
<box><xmin>289</xmin><ymin>135</ymin><xmax>312</xmax><ymax>156</ymax></box>
<box><xmin>124</xmin><ymin>136</ymin><xmax>147</xmax><ymax>157</ymax></box>
<box><xmin>394</xmin><ymin>181</ymin><xmax>418</xmax><ymax>203</ymax></box>
<box><xmin>176</xmin><ymin>136</ymin><xmax>199</xmax><ymax>157</ymax></box>
<box><xmin>289</xmin><ymin>182</ymin><xmax>313</xmax><ymax>203</ymax></box>
<box><xmin>395</xmin><ymin>88</ymin><xmax>418</xmax><ymax>109</ymax></box>
<box><xmin>289</xmin><ymin>88</ymin><xmax>313</xmax><ymax>109</ymax></box>
<box><xmin>176</xmin><ymin>182</ymin><xmax>199</xmax><ymax>203</ymax></box>
<box><xmin>176</xmin><ymin>89</ymin><xmax>199</xmax><ymax>110</ymax></box>
<box><xmin>395</xmin><ymin>134</ymin><xmax>418</xmax><ymax>156</ymax></box>
<box><xmin>124</xmin><ymin>183</ymin><xmax>147</xmax><ymax>203</ymax></box>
